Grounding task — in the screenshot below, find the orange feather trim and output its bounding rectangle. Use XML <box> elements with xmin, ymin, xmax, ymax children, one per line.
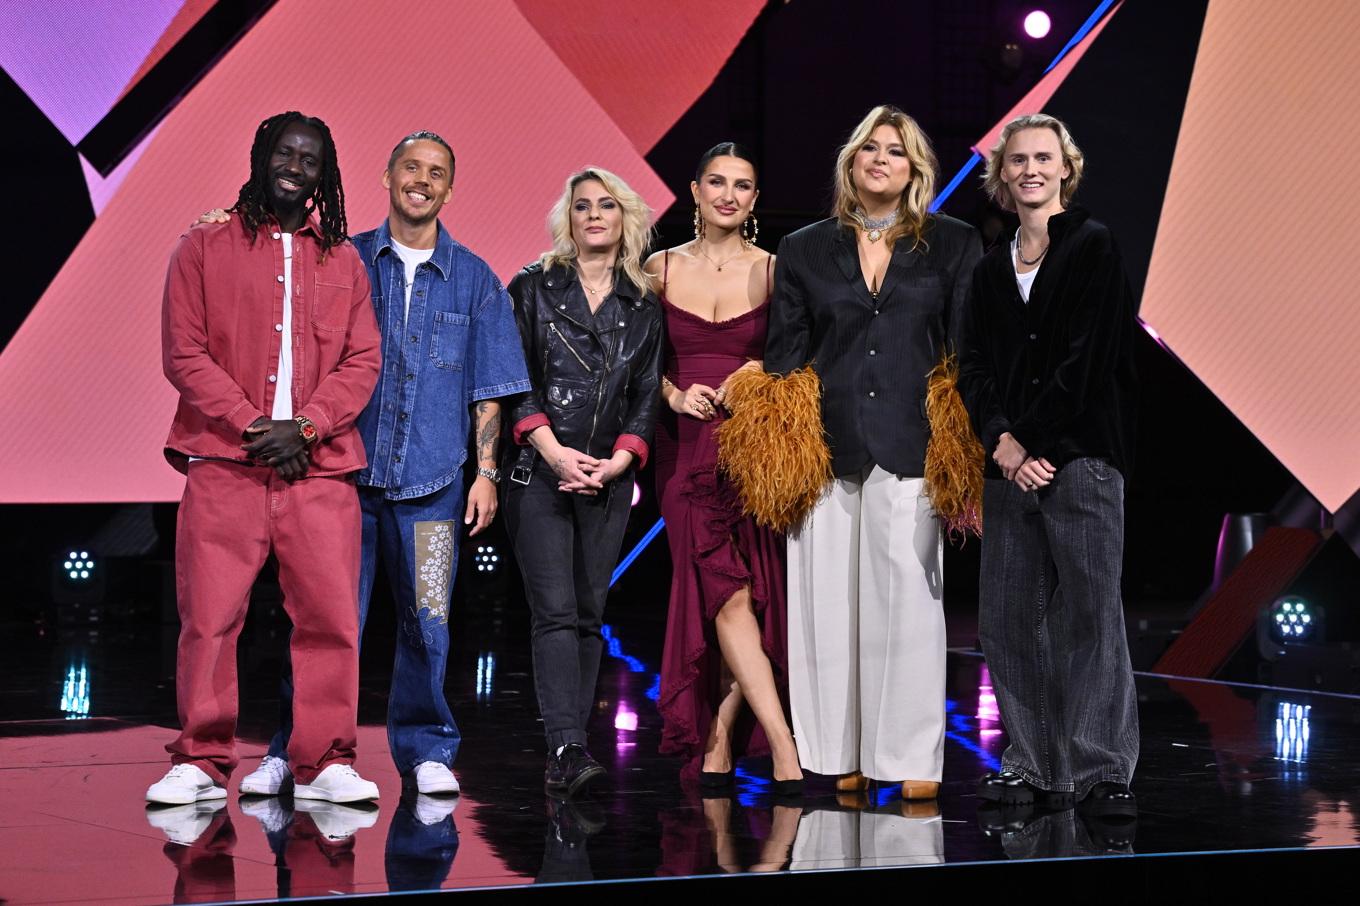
<box><xmin>924</xmin><ymin>352</ymin><xmax>985</xmax><ymax>541</ymax></box>
<box><xmin>715</xmin><ymin>367</ymin><xmax>832</xmax><ymax>533</ymax></box>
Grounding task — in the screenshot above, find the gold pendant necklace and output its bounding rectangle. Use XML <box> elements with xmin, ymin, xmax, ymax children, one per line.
<box><xmin>696</xmin><ymin>241</ymin><xmax>739</xmax><ymax>272</ymax></box>
<box><xmin>578</xmin><ymin>269</ymin><xmax>613</xmax><ymax>296</ymax></box>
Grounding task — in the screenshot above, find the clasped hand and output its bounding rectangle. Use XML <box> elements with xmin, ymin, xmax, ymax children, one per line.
<box><xmin>993</xmin><ymin>432</ymin><xmax>1054</xmax><ymax>492</ymax></box>
<box><xmin>243</xmin><ymin>418</ymin><xmax>309</xmax><ymax>480</ymax></box>
<box><xmin>553</xmin><ymin>447</ymin><xmax>632</xmax><ymax>495</ymax></box>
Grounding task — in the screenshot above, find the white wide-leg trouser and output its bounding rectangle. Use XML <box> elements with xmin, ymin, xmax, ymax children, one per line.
<box><xmin>787</xmin><ymin>467</ymin><xmax>946</xmax><ymax>781</ymax></box>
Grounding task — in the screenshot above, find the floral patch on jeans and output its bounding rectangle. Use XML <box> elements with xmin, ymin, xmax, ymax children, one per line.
<box><xmin>415</xmin><ymin>520</ymin><xmax>455</xmax><ymax>623</ymax></box>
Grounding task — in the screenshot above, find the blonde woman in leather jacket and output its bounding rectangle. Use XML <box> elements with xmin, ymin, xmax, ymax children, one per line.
<box><xmin>502</xmin><ymin>167</ymin><xmax>662</xmax><ymax>797</ymax></box>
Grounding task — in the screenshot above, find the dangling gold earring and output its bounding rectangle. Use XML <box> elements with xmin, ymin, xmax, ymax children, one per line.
<box><xmin>742</xmin><ymin>213</ymin><xmax>759</xmax><ymax>249</ymax></box>
<box><xmin>693</xmin><ymin>206</ymin><xmax>706</xmax><ymax>241</ymax></box>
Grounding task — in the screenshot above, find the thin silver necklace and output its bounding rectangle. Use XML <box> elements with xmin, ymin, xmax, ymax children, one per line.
<box><xmin>1017</xmin><ymin>228</ymin><xmax>1048</xmax><ymax>266</ymax></box>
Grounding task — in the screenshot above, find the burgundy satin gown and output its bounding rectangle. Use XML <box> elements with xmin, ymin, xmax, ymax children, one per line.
<box><xmin>653</xmin><ymin>253</ymin><xmax>787</xmax><ymax>768</ymax></box>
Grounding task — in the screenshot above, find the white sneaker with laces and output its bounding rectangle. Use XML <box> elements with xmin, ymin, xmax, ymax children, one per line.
<box><xmin>146</xmin><ymin>764</ymin><xmax>228</xmax><ymax>805</ymax></box>
<box><xmin>292</xmin><ymin>763</ymin><xmax>380</xmax><ymax>803</ymax></box>
<box><xmin>293</xmin><ymin>799</ymin><xmax>380</xmax><ymax>841</ymax></box>
<box><xmin>145</xmin><ymin>799</ymin><xmax>227</xmax><ymax>844</ymax></box>
<box><xmin>413</xmin><ymin>761</ymin><xmax>460</xmax><ymax>795</ymax></box>
<box><xmin>239</xmin><ymin>755</ymin><xmax>292</xmax><ymax>796</ymax></box>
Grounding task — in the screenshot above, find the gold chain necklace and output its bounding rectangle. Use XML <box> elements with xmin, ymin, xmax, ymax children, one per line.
<box><xmin>695</xmin><ymin>240</ymin><xmax>741</xmax><ymax>272</ymax></box>
<box><xmin>578</xmin><ymin>268</ymin><xmax>614</xmax><ymax>296</ymax></box>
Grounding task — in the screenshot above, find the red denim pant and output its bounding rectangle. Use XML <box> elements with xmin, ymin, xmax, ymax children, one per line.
<box><xmin>168</xmin><ymin>461</ymin><xmax>361</xmax><ymax>784</ymax></box>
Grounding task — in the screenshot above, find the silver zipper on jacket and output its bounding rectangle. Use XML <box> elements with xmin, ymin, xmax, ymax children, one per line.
<box><xmin>585</xmin><ymin>326</ymin><xmax>617</xmax><ymax>456</ymax></box>
<box><xmin>549</xmin><ymin>322</ymin><xmax>591</xmax><ymax>372</ymax></box>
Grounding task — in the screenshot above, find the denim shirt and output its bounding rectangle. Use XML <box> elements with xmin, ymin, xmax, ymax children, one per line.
<box><xmin>351</xmin><ymin>221</ymin><xmax>531</xmax><ymax>499</ymax></box>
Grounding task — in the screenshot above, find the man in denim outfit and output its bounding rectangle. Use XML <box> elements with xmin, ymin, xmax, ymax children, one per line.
<box><xmin>237</xmin><ymin>131</ymin><xmax>531</xmax><ymax>797</ymax></box>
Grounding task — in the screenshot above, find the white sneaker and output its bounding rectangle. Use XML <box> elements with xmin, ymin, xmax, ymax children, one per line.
<box><xmin>292</xmin><ymin>763</ymin><xmax>379</xmax><ymax>803</ymax></box>
<box><xmin>239</xmin><ymin>795</ymin><xmax>291</xmax><ymax>834</ymax></box>
<box><xmin>145</xmin><ymin>799</ymin><xmax>227</xmax><ymax>845</ymax></box>
<box><xmin>294</xmin><ymin>799</ymin><xmax>379</xmax><ymax>841</ymax></box>
<box><xmin>413</xmin><ymin>793</ymin><xmax>459</xmax><ymax>826</ymax></box>
<box><xmin>413</xmin><ymin>761</ymin><xmax>460</xmax><ymax>795</ymax></box>
<box><xmin>146</xmin><ymin>764</ymin><xmax>228</xmax><ymax>805</ymax></box>
<box><xmin>239</xmin><ymin>755</ymin><xmax>292</xmax><ymax>796</ymax></box>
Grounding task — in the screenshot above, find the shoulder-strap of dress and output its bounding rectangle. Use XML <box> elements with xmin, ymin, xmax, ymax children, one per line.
<box><xmin>765</xmin><ymin>254</ymin><xmax>773</xmax><ymax>301</ymax></box>
<box><xmin>663</xmin><ymin>249</ymin><xmax>670</xmax><ymax>294</ymax></box>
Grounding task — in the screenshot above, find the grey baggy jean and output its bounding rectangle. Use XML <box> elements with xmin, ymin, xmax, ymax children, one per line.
<box><xmin>978</xmin><ymin>457</ymin><xmax>1139</xmax><ymax>797</ymax></box>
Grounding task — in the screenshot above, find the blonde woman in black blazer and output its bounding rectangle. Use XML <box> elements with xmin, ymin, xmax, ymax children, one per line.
<box><xmin>765</xmin><ymin>105</ymin><xmax>982</xmax><ymax>801</ymax></box>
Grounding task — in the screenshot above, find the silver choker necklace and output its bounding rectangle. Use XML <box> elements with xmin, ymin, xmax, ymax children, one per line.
<box><xmin>860</xmin><ymin>209</ymin><xmax>899</xmax><ymax>243</ymax></box>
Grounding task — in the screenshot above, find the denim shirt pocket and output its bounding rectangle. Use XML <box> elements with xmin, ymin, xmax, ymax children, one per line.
<box><xmin>430</xmin><ymin>310</ymin><xmax>471</xmax><ymax>370</ymax></box>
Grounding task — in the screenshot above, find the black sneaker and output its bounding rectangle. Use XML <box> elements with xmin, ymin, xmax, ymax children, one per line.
<box><xmin>977</xmin><ymin>771</ymin><xmax>1074</xmax><ymax>810</ymax></box>
<box><xmin>546</xmin><ymin>745</ymin><xmax>606</xmax><ymax>798</ymax></box>
<box><xmin>1078</xmin><ymin>782</ymin><xmax>1137</xmax><ymax>818</ymax></box>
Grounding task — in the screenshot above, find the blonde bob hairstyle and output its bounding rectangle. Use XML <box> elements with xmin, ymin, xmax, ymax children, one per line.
<box><xmin>982</xmin><ymin>113</ymin><xmax>1085</xmax><ymax>211</ymax></box>
<box><xmin>832</xmin><ymin>105</ymin><xmax>938</xmax><ymax>250</ymax></box>
<box><xmin>541</xmin><ymin>166</ymin><xmax>654</xmax><ymax>294</ymax></box>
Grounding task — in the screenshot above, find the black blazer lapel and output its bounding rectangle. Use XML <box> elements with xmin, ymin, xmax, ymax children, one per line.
<box><xmin>874</xmin><ymin>240</ymin><xmax>921</xmax><ymax>308</ymax></box>
<box><xmin>831</xmin><ymin>228</ymin><xmax>869</xmax><ymax>302</ymax></box>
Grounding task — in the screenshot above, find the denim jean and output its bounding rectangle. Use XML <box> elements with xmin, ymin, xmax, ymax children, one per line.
<box><xmin>503</xmin><ymin>463</ymin><xmax>634</xmax><ymax>751</ymax></box>
<box><xmin>977</xmin><ymin>457</ymin><xmax>1139</xmax><ymax>797</ymax></box>
<box><xmin>271</xmin><ymin>481</ymin><xmax>463</xmax><ymax>773</ymax></box>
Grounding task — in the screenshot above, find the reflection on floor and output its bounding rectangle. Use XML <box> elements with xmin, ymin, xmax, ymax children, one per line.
<box><xmin>3</xmin><ymin>591</ymin><xmax>1359</xmax><ymax>904</ymax></box>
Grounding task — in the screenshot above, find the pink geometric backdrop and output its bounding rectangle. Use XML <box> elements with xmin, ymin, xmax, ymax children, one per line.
<box><xmin>0</xmin><ymin>0</ymin><xmax>762</xmax><ymax>503</ymax></box>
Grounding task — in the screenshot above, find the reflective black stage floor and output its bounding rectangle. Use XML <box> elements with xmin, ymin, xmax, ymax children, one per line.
<box><xmin>4</xmin><ymin>590</ymin><xmax>1360</xmax><ymax>904</ymax></box>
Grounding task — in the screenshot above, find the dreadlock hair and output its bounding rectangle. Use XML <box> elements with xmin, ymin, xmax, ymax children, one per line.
<box><xmin>230</xmin><ymin>111</ymin><xmax>348</xmax><ymax>259</ymax></box>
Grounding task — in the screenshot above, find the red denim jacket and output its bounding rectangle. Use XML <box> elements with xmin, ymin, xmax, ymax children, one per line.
<box><xmin>162</xmin><ymin>216</ymin><xmax>381</xmax><ymax>476</ymax></box>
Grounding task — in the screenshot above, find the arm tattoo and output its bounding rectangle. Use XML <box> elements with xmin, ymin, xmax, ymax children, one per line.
<box><xmin>474</xmin><ymin>400</ymin><xmax>501</xmax><ymax>466</ymax></box>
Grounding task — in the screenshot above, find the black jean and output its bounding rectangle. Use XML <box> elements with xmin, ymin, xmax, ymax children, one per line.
<box><xmin>978</xmin><ymin>458</ymin><xmax>1140</xmax><ymax>797</ymax></box>
<box><xmin>503</xmin><ymin>463</ymin><xmax>634</xmax><ymax>751</ymax></box>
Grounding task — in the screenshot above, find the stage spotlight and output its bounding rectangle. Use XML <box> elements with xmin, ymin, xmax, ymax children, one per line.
<box><xmin>1024</xmin><ymin>10</ymin><xmax>1052</xmax><ymax>39</ymax></box>
<box><xmin>473</xmin><ymin>544</ymin><xmax>499</xmax><ymax>574</ymax></box>
<box><xmin>1258</xmin><ymin>595</ymin><xmax>1325</xmax><ymax>660</ymax></box>
<box><xmin>51</xmin><ymin>548</ymin><xmax>105</xmax><ymax>608</ymax></box>
<box><xmin>63</xmin><ymin>551</ymin><xmax>96</xmax><ymax>582</ymax></box>
<box><xmin>1269</xmin><ymin>597</ymin><xmax>1317</xmax><ymax>643</ymax></box>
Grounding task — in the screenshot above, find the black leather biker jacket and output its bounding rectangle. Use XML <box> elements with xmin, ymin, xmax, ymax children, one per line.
<box><xmin>505</xmin><ymin>262</ymin><xmax>663</xmax><ymax>474</ymax></box>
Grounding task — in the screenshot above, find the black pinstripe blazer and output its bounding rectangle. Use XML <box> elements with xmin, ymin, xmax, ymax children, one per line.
<box><xmin>764</xmin><ymin>215</ymin><xmax>982</xmax><ymax>478</ymax></box>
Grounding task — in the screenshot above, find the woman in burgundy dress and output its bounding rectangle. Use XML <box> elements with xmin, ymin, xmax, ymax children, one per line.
<box><xmin>646</xmin><ymin>144</ymin><xmax>802</xmax><ymax>792</ymax></box>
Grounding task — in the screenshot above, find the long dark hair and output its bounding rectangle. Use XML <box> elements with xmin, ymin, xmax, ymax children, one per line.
<box><xmin>231</xmin><ymin>111</ymin><xmax>348</xmax><ymax>257</ymax></box>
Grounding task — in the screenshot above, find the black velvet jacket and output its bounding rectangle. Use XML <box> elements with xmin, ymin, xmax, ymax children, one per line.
<box><xmin>958</xmin><ymin>206</ymin><xmax>1137</xmax><ymax>479</ymax></box>
<box><xmin>764</xmin><ymin>215</ymin><xmax>982</xmax><ymax>478</ymax></box>
<box><xmin>505</xmin><ymin>263</ymin><xmax>663</xmax><ymax>467</ymax></box>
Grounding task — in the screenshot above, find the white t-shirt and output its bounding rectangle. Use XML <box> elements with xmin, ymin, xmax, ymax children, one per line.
<box><xmin>190</xmin><ymin>232</ymin><xmax>292</xmax><ymax>464</ymax></box>
<box><xmin>1011</xmin><ymin>230</ymin><xmax>1039</xmax><ymax>303</ymax></box>
<box><xmin>271</xmin><ymin>234</ymin><xmax>294</xmax><ymax>420</ymax></box>
<box><xmin>391</xmin><ymin>237</ymin><xmax>436</xmax><ymax>322</ymax></box>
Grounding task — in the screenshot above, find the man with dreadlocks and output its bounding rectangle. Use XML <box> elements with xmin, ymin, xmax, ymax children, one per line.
<box><xmin>148</xmin><ymin>111</ymin><xmax>382</xmax><ymax>806</ymax></box>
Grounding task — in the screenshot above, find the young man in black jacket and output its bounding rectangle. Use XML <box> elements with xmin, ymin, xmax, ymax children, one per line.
<box><xmin>959</xmin><ymin>114</ymin><xmax>1140</xmax><ymax>822</ymax></box>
